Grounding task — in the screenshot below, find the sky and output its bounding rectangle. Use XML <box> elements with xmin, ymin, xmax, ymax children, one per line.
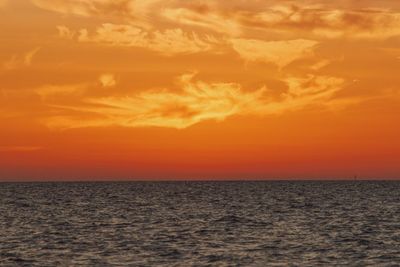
<box><xmin>1</xmin><ymin>0</ymin><xmax>400</xmax><ymax>180</ymax></box>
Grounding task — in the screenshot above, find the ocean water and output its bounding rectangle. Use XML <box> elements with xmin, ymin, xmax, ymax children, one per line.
<box><xmin>0</xmin><ymin>181</ymin><xmax>400</xmax><ymax>266</ymax></box>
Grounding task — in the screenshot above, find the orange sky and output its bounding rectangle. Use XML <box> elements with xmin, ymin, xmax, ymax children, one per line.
<box><xmin>1</xmin><ymin>0</ymin><xmax>400</xmax><ymax>180</ymax></box>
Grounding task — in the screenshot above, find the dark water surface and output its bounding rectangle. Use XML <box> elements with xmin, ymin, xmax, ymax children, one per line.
<box><xmin>1</xmin><ymin>181</ymin><xmax>400</xmax><ymax>266</ymax></box>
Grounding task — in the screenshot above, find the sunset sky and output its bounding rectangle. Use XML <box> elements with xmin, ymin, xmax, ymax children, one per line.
<box><xmin>1</xmin><ymin>0</ymin><xmax>400</xmax><ymax>180</ymax></box>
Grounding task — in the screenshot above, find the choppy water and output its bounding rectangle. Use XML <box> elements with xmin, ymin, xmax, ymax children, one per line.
<box><xmin>1</xmin><ymin>181</ymin><xmax>400</xmax><ymax>266</ymax></box>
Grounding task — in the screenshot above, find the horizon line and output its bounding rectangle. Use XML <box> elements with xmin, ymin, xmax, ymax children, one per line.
<box><xmin>1</xmin><ymin>178</ymin><xmax>399</xmax><ymax>183</ymax></box>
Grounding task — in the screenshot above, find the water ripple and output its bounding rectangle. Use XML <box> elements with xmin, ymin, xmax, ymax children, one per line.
<box><xmin>1</xmin><ymin>181</ymin><xmax>400</xmax><ymax>266</ymax></box>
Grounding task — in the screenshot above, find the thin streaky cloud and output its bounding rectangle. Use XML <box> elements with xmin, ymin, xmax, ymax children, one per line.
<box><xmin>2</xmin><ymin>47</ymin><xmax>41</xmax><ymax>70</ymax></box>
<box><xmin>61</xmin><ymin>24</ymin><xmax>220</xmax><ymax>56</ymax></box>
<box><xmin>41</xmin><ymin>73</ymin><xmax>360</xmax><ymax>130</ymax></box>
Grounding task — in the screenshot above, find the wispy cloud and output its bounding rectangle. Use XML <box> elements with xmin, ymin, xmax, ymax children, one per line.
<box><xmin>258</xmin><ymin>75</ymin><xmax>347</xmax><ymax>114</ymax></box>
<box><xmin>61</xmin><ymin>24</ymin><xmax>220</xmax><ymax>56</ymax></box>
<box><xmin>41</xmin><ymin>73</ymin><xmax>355</xmax><ymax>130</ymax></box>
<box><xmin>161</xmin><ymin>4</ymin><xmax>400</xmax><ymax>39</ymax></box>
<box><xmin>34</xmin><ymin>1</ymin><xmax>400</xmax><ymax>40</ymax></box>
<box><xmin>35</xmin><ymin>83</ymin><xmax>88</xmax><ymax>100</ymax></box>
<box><xmin>162</xmin><ymin>7</ymin><xmax>242</xmax><ymax>36</ymax></box>
<box><xmin>57</xmin><ymin>25</ymin><xmax>75</xmax><ymax>39</ymax></box>
<box><xmin>99</xmin><ymin>74</ymin><xmax>116</xmax><ymax>88</ymax></box>
<box><xmin>233</xmin><ymin>5</ymin><xmax>400</xmax><ymax>39</ymax></box>
<box><xmin>32</xmin><ymin>0</ymin><xmax>164</xmax><ymax>28</ymax></box>
<box><xmin>231</xmin><ymin>38</ymin><xmax>318</xmax><ymax>68</ymax></box>
<box><xmin>2</xmin><ymin>47</ymin><xmax>41</xmax><ymax>70</ymax></box>
<box><xmin>32</xmin><ymin>0</ymin><xmax>148</xmax><ymax>18</ymax></box>
<box><xmin>45</xmin><ymin>73</ymin><xmax>266</xmax><ymax>129</ymax></box>
<box><xmin>35</xmin><ymin>73</ymin><xmax>114</xmax><ymax>99</ymax></box>
<box><xmin>58</xmin><ymin>24</ymin><xmax>321</xmax><ymax>68</ymax></box>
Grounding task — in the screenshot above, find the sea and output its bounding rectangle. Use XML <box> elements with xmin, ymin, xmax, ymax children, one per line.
<box><xmin>0</xmin><ymin>181</ymin><xmax>399</xmax><ymax>266</ymax></box>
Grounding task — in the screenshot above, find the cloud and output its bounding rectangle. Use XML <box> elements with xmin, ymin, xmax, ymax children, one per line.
<box><xmin>254</xmin><ymin>4</ymin><xmax>396</xmax><ymax>38</ymax></box>
<box><xmin>162</xmin><ymin>7</ymin><xmax>242</xmax><ymax>36</ymax></box>
<box><xmin>231</xmin><ymin>38</ymin><xmax>318</xmax><ymax>68</ymax></box>
<box><xmin>2</xmin><ymin>47</ymin><xmax>41</xmax><ymax>70</ymax></box>
<box><xmin>45</xmin><ymin>73</ymin><xmax>266</xmax><ymax>129</ymax></box>
<box><xmin>57</xmin><ymin>25</ymin><xmax>75</xmax><ymax>39</ymax></box>
<box><xmin>62</xmin><ymin>24</ymin><xmax>220</xmax><ymax>56</ymax></box>
<box><xmin>32</xmin><ymin>0</ymin><xmax>164</xmax><ymax>28</ymax></box>
<box><xmin>99</xmin><ymin>74</ymin><xmax>116</xmax><ymax>87</ymax></box>
<box><xmin>161</xmin><ymin>4</ymin><xmax>400</xmax><ymax>39</ymax></box>
<box><xmin>42</xmin><ymin>73</ymin><xmax>353</xmax><ymax>130</ymax></box>
<box><xmin>234</xmin><ymin>5</ymin><xmax>400</xmax><ymax>39</ymax></box>
<box><xmin>259</xmin><ymin>75</ymin><xmax>346</xmax><ymax>114</ymax></box>
<box><xmin>24</xmin><ymin>47</ymin><xmax>41</xmax><ymax>66</ymax></box>
<box><xmin>60</xmin><ymin>24</ymin><xmax>320</xmax><ymax>66</ymax></box>
<box><xmin>309</xmin><ymin>59</ymin><xmax>332</xmax><ymax>71</ymax></box>
<box><xmin>35</xmin><ymin>73</ymin><xmax>112</xmax><ymax>99</ymax></box>
<box><xmin>36</xmin><ymin>1</ymin><xmax>400</xmax><ymax>40</ymax></box>
<box><xmin>35</xmin><ymin>83</ymin><xmax>87</xmax><ymax>100</ymax></box>
<box><xmin>31</xmin><ymin>0</ymin><xmax>157</xmax><ymax>17</ymax></box>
